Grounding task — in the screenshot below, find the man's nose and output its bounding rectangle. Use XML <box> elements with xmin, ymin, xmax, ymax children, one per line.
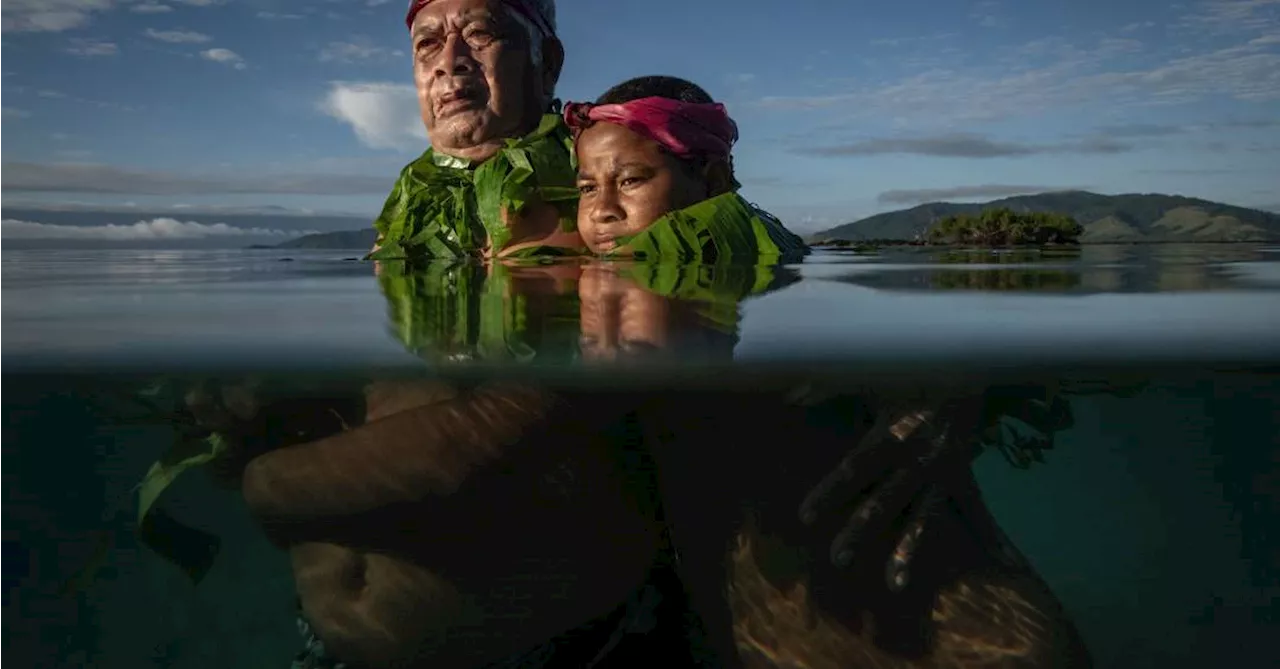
<box><xmin>590</xmin><ymin>186</ymin><xmax>625</xmax><ymax>225</ymax></box>
<box><xmin>433</xmin><ymin>34</ymin><xmax>476</xmax><ymax>77</ymax></box>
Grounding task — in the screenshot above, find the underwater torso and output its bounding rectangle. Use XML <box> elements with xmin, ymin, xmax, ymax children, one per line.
<box><xmin>243</xmin><ymin>384</ymin><xmax>673</xmax><ymax>669</ymax></box>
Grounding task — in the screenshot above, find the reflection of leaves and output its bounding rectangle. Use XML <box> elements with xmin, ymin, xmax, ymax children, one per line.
<box><xmin>618</xmin><ymin>262</ymin><xmax>801</xmax><ymax>334</ymax></box>
<box><xmin>377</xmin><ymin>260</ymin><xmax>581</xmax><ymax>365</ymax></box>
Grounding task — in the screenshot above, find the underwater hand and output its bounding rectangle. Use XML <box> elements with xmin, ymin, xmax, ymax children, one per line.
<box><xmin>798</xmin><ymin>393</ymin><xmax>990</xmax><ymax>592</ymax></box>
<box><xmin>182</xmin><ymin>378</ymin><xmax>362</xmax><ymax>487</ymax></box>
<box><xmin>182</xmin><ymin>379</ymin><xmax>263</xmax><ymax>437</ymax></box>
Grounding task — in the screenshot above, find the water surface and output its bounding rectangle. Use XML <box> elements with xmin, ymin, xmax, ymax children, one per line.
<box><xmin>3</xmin><ymin>243</ymin><xmax>1278</xmax><ymax>669</ymax></box>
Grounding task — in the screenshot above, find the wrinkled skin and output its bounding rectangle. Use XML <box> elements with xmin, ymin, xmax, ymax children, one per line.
<box><xmin>411</xmin><ymin>0</ymin><xmax>555</xmax><ymax>163</ymax></box>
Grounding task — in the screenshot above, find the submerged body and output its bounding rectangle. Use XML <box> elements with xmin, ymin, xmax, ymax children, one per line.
<box><xmin>242</xmin><ymin>382</ymin><xmax>680</xmax><ymax>667</ymax></box>
<box><xmin>644</xmin><ymin>390</ymin><xmax>1094</xmax><ymax>669</ymax></box>
<box><xmin>234</xmin><ymin>378</ymin><xmax>1090</xmax><ymax>669</ymax></box>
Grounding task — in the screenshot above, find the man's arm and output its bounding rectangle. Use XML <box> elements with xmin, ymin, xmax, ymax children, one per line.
<box><xmin>240</xmin><ymin>382</ymin><xmax>560</xmax><ymax>526</ymax></box>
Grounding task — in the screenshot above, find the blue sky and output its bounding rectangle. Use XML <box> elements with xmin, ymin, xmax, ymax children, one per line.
<box><xmin>2</xmin><ymin>0</ymin><xmax>1278</xmax><ymax>234</ymax></box>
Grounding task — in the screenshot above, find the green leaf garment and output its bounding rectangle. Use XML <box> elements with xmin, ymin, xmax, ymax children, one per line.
<box><xmin>123</xmin><ymin>115</ymin><xmax>816</xmax><ymax>581</ymax></box>
<box><xmin>366</xmin><ymin>112</ymin><xmax>809</xmax><ymax>264</ymax></box>
<box><xmin>367</xmin><ymin>113</ymin><xmax>580</xmax><ymax>261</ymax></box>
<box><xmin>605</xmin><ymin>191</ymin><xmax>809</xmax><ymax>265</ymax></box>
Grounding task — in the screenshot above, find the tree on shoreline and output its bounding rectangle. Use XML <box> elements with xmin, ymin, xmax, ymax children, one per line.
<box><xmin>925</xmin><ymin>208</ymin><xmax>1083</xmax><ymax>246</ymax></box>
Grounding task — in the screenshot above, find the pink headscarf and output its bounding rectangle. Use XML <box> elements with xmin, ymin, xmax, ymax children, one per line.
<box><xmin>562</xmin><ymin>96</ymin><xmax>739</xmax><ymax>161</ymax></box>
<box><xmin>405</xmin><ymin>0</ymin><xmax>556</xmax><ymax>40</ymax></box>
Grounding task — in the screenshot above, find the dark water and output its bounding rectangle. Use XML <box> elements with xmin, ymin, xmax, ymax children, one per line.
<box><xmin>3</xmin><ymin>244</ymin><xmax>1278</xmax><ymax>669</ymax></box>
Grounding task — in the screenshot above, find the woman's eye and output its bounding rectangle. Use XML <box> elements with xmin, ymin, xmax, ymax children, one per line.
<box><xmin>577</xmin><ymin>184</ymin><xmax>596</xmax><ymax>195</ymax></box>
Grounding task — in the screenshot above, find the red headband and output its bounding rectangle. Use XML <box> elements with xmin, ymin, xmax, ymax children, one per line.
<box><xmin>405</xmin><ymin>0</ymin><xmax>555</xmax><ymax>40</ymax></box>
<box><xmin>562</xmin><ymin>97</ymin><xmax>739</xmax><ymax>161</ymax></box>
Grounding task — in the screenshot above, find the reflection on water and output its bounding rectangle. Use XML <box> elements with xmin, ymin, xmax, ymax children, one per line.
<box><xmin>2</xmin><ymin>244</ymin><xmax>1278</xmax><ymax>669</ymax></box>
<box><xmin>827</xmin><ymin>244</ymin><xmax>1278</xmax><ymax>293</ymax></box>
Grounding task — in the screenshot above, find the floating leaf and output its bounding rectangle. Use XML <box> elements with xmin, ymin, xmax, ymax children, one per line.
<box><xmin>136</xmin><ymin>432</ymin><xmax>229</xmax><ymax>528</ymax></box>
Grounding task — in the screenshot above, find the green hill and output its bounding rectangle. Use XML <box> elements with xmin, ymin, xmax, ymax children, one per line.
<box><xmin>811</xmin><ymin>191</ymin><xmax>1280</xmax><ymax>243</ymax></box>
<box><xmin>273</xmin><ymin>228</ymin><xmax>379</xmax><ymax>249</ymax></box>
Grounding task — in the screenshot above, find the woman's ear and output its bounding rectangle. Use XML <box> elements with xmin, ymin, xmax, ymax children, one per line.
<box><xmin>702</xmin><ymin>158</ymin><xmax>736</xmax><ymax>197</ymax></box>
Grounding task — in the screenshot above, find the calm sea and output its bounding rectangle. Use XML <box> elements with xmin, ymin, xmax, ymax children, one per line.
<box><xmin>3</xmin><ymin>244</ymin><xmax>1278</xmax><ymax>668</ymax></box>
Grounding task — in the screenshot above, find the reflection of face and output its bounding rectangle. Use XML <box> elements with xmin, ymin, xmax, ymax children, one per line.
<box><xmin>574</xmin><ymin>122</ymin><xmax>707</xmax><ymax>255</ymax></box>
<box><xmin>412</xmin><ymin>0</ymin><xmax>545</xmax><ymax>162</ymax></box>
<box><xmin>578</xmin><ymin>265</ymin><xmax>671</xmax><ymax>362</ymax></box>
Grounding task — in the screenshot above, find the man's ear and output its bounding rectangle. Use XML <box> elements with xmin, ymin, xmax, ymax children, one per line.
<box><xmin>541</xmin><ymin>38</ymin><xmax>565</xmax><ymax>100</ymax></box>
<box><xmin>703</xmin><ymin>158</ymin><xmax>736</xmax><ymax>197</ymax></box>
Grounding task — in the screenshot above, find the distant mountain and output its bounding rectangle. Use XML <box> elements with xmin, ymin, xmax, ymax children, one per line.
<box><xmin>0</xmin><ymin>207</ymin><xmax>370</xmax><ymax>233</ymax></box>
<box><xmin>811</xmin><ymin>191</ymin><xmax>1280</xmax><ymax>243</ymax></box>
<box><xmin>1</xmin><ymin>206</ymin><xmax>374</xmax><ymax>250</ymax></box>
<box><xmin>274</xmin><ymin>228</ymin><xmax>378</xmax><ymax>249</ymax></box>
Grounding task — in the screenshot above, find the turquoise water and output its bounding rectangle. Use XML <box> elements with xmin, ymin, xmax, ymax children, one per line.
<box><xmin>3</xmin><ymin>244</ymin><xmax>1278</xmax><ymax>668</ymax></box>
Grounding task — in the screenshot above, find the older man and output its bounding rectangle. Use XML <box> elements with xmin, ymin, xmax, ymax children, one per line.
<box><xmin>370</xmin><ymin>0</ymin><xmax>583</xmax><ymax>260</ymax></box>
<box><xmin>243</xmin><ymin>6</ymin><xmax>701</xmax><ymax>667</ymax></box>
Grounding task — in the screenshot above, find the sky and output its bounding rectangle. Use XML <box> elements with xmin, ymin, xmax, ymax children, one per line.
<box><xmin>2</xmin><ymin>0</ymin><xmax>1278</xmax><ymax>236</ymax></box>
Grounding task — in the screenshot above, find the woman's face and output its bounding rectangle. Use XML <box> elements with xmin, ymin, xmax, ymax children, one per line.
<box><xmin>573</xmin><ymin>122</ymin><xmax>707</xmax><ymax>255</ymax></box>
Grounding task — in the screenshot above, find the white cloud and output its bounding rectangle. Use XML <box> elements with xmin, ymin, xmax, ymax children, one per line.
<box><xmin>1</xmin><ymin>218</ymin><xmax>315</xmax><ymax>240</ymax></box>
<box><xmin>2</xmin><ymin>0</ymin><xmax>114</xmax><ymax>33</ymax></box>
<box><xmin>256</xmin><ymin>11</ymin><xmax>302</xmax><ymax>20</ymax></box>
<box><xmin>66</xmin><ymin>38</ymin><xmax>118</xmax><ymax>56</ymax></box>
<box><xmin>2</xmin><ymin>0</ymin><xmax>220</xmax><ymax>32</ymax></box>
<box><xmin>755</xmin><ymin>29</ymin><xmax>1280</xmax><ymax>124</ymax></box>
<box><xmin>1179</xmin><ymin>0</ymin><xmax>1280</xmax><ymax>34</ymax></box>
<box><xmin>3</xmin><ymin>107</ymin><xmax>31</xmax><ymax>119</ymax></box>
<box><xmin>201</xmin><ymin>47</ymin><xmax>245</xmax><ymax>69</ymax></box>
<box><xmin>144</xmin><ymin>28</ymin><xmax>211</xmax><ymax>43</ymax></box>
<box><xmin>2</xmin><ymin>161</ymin><xmax>392</xmax><ymax>195</ymax></box>
<box><xmin>320</xmin><ymin>81</ymin><xmax>426</xmax><ymax>150</ymax></box>
<box><xmin>319</xmin><ymin>41</ymin><xmax>401</xmax><ymax>63</ymax></box>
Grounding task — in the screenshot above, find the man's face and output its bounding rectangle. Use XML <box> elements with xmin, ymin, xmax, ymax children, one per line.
<box><xmin>411</xmin><ymin>0</ymin><xmax>545</xmax><ymax>160</ymax></box>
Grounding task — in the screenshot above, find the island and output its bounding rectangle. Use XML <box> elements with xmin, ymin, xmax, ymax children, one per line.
<box><xmin>924</xmin><ymin>208</ymin><xmax>1082</xmax><ymax>246</ymax></box>
<box><xmin>809</xmin><ymin>191</ymin><xmax>1280</xmax><ymax>245</ymax></box>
